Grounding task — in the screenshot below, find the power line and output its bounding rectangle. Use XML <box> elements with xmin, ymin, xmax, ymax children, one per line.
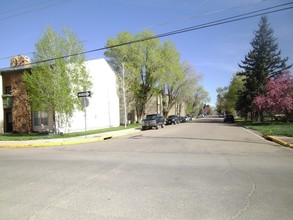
<box><xmin>138</xmin><ymin>0</ymin><xmax>268</xmax><ymax>30</ymax></box>
<box><xmin>0</xmin><ymin>52</ymin><xmax>34</xmax><ymax>61</ymax></box>
<box><xmin>1</xmin><ymin>0</ymin><xmax>55</xmax><ymax>15</ymax></box>
<box><xmin>0</xmin><ymin>0</ymin><xmax>268</xmax><ymax>61</ymax></box>
<box><xmin>0</xmin><ymin>0</ymin><xmax>71</xmax><ymax>21</ymax></box>
<box><xmin>1</xmin><ymin>2</ymin><xmax>292</xmax><ymax>69</ymax></box>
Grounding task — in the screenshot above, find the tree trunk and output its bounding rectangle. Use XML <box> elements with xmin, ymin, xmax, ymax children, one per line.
<box><xmin>136</xmin><ymin>104</ymin><xmax>145</xmax><ymax>123</ymax></box>
<box><xmin>285</xmin><ymin>110</ymin><xmax>289</xmax><ymax>123</ymax></box>
<box><xmin>161</xmin><ymin>92</ymin><xmax>168</xmax><ymax>117</ymax></box>
<box><xmin>256</xmin><ymin>111</ymin><xmax>263</xmax><ymax>123</ymax></box>
<box><xmin>178</xmin><ymin>103</ymin><xmax>182</xmax><ymax>116</ymax></box>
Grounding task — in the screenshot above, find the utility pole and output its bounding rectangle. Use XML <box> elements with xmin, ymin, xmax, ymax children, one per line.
<box><xmin>84</xmin><ymin>98</ymin><xmax>87</xmax><ymax>132</ymax></box>
<box><xmin>122</xmin><ymin>63</ymin><xmax>127</xmax><ymax>128</ymax></box>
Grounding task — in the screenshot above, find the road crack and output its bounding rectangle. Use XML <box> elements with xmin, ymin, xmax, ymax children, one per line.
<box><xmin>26</xmin><ymin>160</ymin><xmax>128</xmax><ymax>220</ymax></box>
<box><xmin>230</xmin><ymin>174</ymin><xmax>256</xmax><ymax>219</ymax></box>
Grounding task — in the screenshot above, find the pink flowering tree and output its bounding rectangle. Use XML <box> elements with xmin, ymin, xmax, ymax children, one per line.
<box><xmin>253</xmin><ymin>71</ymin><xmax>293</xmax><ymax>122</ymax></box>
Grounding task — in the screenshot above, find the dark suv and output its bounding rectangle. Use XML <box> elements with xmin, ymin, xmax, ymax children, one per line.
<box><xmin>141</xmin><ymin>114</ymin><xmax>165</xmax><ymax>130</ymax></box>
<box><xmin>224</xmin><ymin>114</ymin><xmax>235</xmax><ymax>123</ymax></box>
<box><xmin>166</xmin><ymin>115</ymin><xmax>180</xmax><ymax>125</ymax></box>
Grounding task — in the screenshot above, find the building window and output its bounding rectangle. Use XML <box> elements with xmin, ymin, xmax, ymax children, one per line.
<box><xmin>5</xmin><ymin>86</ymin><xmax>12</xmax><ymax>94</ymax></box>
<box><xmin>33</xmin><ymin>111</ymin><xmax>48</xmax><ymax>126</ymax></box>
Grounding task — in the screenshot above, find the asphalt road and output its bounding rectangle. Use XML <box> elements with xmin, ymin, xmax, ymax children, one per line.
<box><xmin>0</xmin><ymin>118</ymin><xmax>292</xmax><ymax>220</ymax></box>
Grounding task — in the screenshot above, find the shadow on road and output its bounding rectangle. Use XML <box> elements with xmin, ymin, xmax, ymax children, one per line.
<box><xmin>130</xmin><ymin>135</ymin><xmax>265</xmax><ymax>145</ymax></box>
<box><xmin>190</xmin><ymin>117</ymin><xmax>234</xmax><ymax>124</ymax></box>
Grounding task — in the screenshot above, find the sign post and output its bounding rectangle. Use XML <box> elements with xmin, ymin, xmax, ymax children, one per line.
<box><xmin>78</xmin><ymin>91</ymin><xmax>91</xmax><ymax>133</ymax></box>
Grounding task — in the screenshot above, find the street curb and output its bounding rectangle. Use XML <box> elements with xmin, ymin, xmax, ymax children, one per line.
<box><xmin>0</xmin><ymin>136</ymin><xmax>108</xmax><ymax>149</ymax></box>
<box><xmin>265</xmin><ymin>135</ymin><xmax>293</xmax><ymax>148</ymax></box>
<box><xmin>0</xmin><ymin>128</ymin><xmax>140</xmax><ymax>149</ymax></box>
<box><xmin>242</xmin><ymin>126</ymin><xmax>293</xmax><ymax>149</ymax></box>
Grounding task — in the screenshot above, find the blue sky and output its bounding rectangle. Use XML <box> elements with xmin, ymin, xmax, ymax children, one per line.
<box><xmin>1</xmin><ymin>0</ymin><xmax>292</xmax><ymax>105</ymax></box>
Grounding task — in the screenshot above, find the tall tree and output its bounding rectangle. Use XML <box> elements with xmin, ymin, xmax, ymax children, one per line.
<box><xmin>216</xmin><ymin>86</ymin><xmax>228</xmax><ymax>114</ymax></box>
<box><xmin>176</xmin><ymin>62</ymin><xmax>201</xmax><ymax>116</ymax></box>
<box><xmin>104</xmin><ymin>32</ymin><xmax>136</xmax><ymax>122</ymax></box>
<box><xmin>105</xmin><ymin>30</ymin><xmax>163</xmax><ymax>121</ymax></box>
<box><xmin>217</xmin><ymin>74</ymin><xmax>244</xmax><ymax>115</ymax></box>
<box><xmin>192</xmin><ymin>86</ymin><xmax>210</xmax><ymax>116</ymax></box>
<box><xmin>159</xmin><ymin>41</ymin><xmax>184</xmax><ymax>117</ymax></box>
<box><xmin>23</xmin><ymin>26</ymin><xmax>91</xmax><ymax>131</ymax></box>
<box><xmin>105</xmin><ymin>31</ymin><xmax>202</xmax><ymax>119</ymax></box>
<box><xmin>237</xmin><ymin>15</ymin><xmax>292</xmax><ymax>120</ymax></box>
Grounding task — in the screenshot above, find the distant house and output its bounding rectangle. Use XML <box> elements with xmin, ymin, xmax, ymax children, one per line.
<box><xmin>0</xmin><ymin>56</ymin><xmax>120</xmax><ymax>133</ymax></box>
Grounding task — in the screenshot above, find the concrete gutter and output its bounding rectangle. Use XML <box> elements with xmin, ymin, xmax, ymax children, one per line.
<box><xmin>0</xmin><ymin>128</ymin><xmax>140</xmax><ymax>149</ymax></box>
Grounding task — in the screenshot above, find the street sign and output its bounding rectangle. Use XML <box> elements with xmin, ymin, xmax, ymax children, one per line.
<box><xmin>78</xmin><ymin>91</ymin><xmax>91</xmax><ymax>98</ymax></box>
<box><xmin>77</xmin><ymin>92</ymin><xmax>91</xmax><ymax>133</ymax></box>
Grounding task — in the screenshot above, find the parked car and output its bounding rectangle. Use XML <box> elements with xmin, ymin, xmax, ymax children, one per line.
<box><xmin>179</xmin><ymin>116</ymin><xmax>187</xmax><ymax>123</ymax></box>
<box><xmin>180</xmin><ymin>116</ymin><xmax>191</xmax><ymax>123</ymax></box>
<box><xmin>166</xmin><ymin>115</ymin><xmax>180</xmax><ymax>125</ymax></box>
<box><xmin>185</xmin><ymin>115</ymin><xmax>191</xmax><ymax>121</ymax></box>
<box><xmin>141</xmin><ymin>114</ymin><xmax>165</xmax><ymax>130</ymax></box>
<box><xmin>223</xmin><ymin>114</ymin><xmax>235</xmax><ymax>123</ymax></box>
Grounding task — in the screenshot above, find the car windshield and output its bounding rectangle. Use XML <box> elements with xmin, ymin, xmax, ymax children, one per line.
<box><xmin>145</xmin><ymin>114</ymin><xmax>156</xmax><ymax>120</ymax></box>
<box><xmin>168</xmin><ymin>115</ymin><xmax>176</xmax><ymax>118</ymax></box>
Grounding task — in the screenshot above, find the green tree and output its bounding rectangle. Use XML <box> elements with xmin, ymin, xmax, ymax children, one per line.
<box><xmin>217</xmin><ymin>74</ymin><xmax>244</xmax><ymax>116</ymax></box>
<box><xmin>225</xmin><ymin>74</ymin><xmax>244</xmax><ymax>115</ymax></box>
<box><xmin>158</xmin><ymin>41</ymin><xmax>184</xmax><ymax>117</ymax></box>
<box><xmin>103</xmin><ymin>32</ymin><xmax>135</xmax><ymax>123</ymax></box>
<box><xmin>216</xmin><ymin>86</ymin><xmax>228</xmax><ymax>114</ymax></box>
<box><xmin>176</xmin><ymin>62</ymin><xmax>201</xmax><ymax>116</ymax></box>
<box><xmin>237</xmin><ymin>15</ymin><xmax>292</xmax><ymax>120</ymax></box>
<box><xmin>105</xmin><ymin>30</ymin><xmax>163</xmax><ymax>121</ymax></box>
<box><xmin>105</xmin><ymin>31</ymin><xmax>203</xmax><ymax>119</ymax></box>
<box><xmin>23</xmin><ymin>26</ymin><xmax>91</xmax><ymax>131</ymax></box>
<box><xmin>192</xmin><ymin>86</ymin><xmax>210</xmax><ymax>116</ymax></box>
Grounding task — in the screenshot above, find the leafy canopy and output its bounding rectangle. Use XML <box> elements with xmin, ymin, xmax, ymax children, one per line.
<box><xmin>105</xmin><ymin>30</ymin><xmax>164</xmax><ymax>119</ymax></box>
<box><xmin>105</xmin><ymin>30</ymin><xmax>204</xmax><ymax>118</ymax></box>
<box><xmin>23</xmin><ymin>26</ymin><xmax>91</xmax><ymax>128</ymax></box>
<box><xmin>253</xmin><ymin>71</ymin><xmax>293</xmax><ymax>115</ymax></box>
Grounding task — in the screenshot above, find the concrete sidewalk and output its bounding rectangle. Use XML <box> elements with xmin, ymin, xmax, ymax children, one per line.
<box><xmin>0</xmin><ymin>128</ymin><xmax>141</xmax><ymax>148</ymax></box>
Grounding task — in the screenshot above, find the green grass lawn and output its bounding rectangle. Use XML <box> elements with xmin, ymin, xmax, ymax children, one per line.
<box><xmin>0</xmin><ymin>124</ymin><xmax>140</xmax><ymax>141</ymax></box>
<box><xmin>236</xmin><ymin>119</ymin><xmax>293</xmax><ymax>137</ymax></box>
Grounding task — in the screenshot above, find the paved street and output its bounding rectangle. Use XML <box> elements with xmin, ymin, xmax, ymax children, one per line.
<box><xmin>0</xmin><ymin>118</ymin><xmax>293</xmax><ymax>220</ymax></box>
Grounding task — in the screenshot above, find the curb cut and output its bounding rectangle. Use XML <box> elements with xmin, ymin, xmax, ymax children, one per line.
<box><xmin>265</xmin><ymin>135</ymin><xmax>293</xmax><ymax>148</ymax></box>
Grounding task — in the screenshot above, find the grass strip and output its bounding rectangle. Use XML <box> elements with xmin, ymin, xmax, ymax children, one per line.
<box><xmin>236</xmin><ymin>119</ymin><xmax>293</xmax><ymax>137</ymax></box>
<box><xmin>0</xmin><ymin>124</ymin><xmax>140</xmax><ymax>141</ymax></box>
